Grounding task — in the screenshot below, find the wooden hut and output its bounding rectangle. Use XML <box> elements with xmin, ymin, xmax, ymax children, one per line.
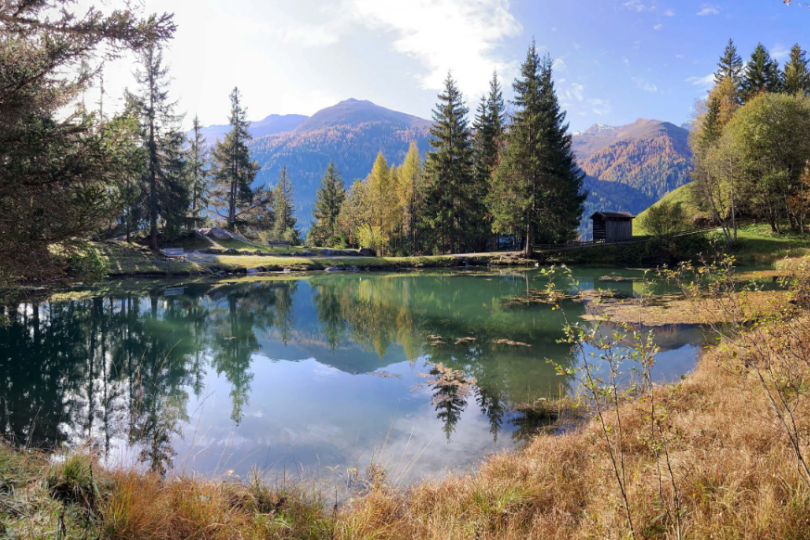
<box><xmin>591</xmin><ymin>212</ymin><xmax>635</xmax><ymax>242</ymax></box>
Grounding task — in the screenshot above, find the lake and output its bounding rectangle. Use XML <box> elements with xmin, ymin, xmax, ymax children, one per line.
<box><xmin>0</xmin><ymin>268</ymin><xmax>702</xmax><ymax>485</ymax></box>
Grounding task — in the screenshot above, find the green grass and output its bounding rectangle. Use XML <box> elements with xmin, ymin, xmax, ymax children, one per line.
<box><xmin>214</xmin><ymin>238</ymin><xmax>360</xmax><ymax>256</ymax></box>
<box><xmin>634</xmin><ymin>182</ymin><xmax>712</xmax><ymax>236</ymax></box>
<box><xmin>89</xmin><ymin>242</ymin><xmax>206</xmax><ymax>276</ymax></box>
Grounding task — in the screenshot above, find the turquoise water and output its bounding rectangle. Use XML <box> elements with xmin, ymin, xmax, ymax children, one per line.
<box><xmin>0</xmin><ymin>269</ymin><xmax>701</xmax><ymax>482</ymax></box>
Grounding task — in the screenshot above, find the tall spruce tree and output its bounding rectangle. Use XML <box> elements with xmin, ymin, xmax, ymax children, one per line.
<box><xmin>309</xmin><ymin>161</ymin><xmax>346</xmax><ymax>247</ymax></box>
<box><xmin>715</xmin><ymin>38</ymin><xmax>744</xmax><ymax>86</ymax></box>
<box><xmin>473</xmin><ymin>71</ymin><xmax>506</xmax><ymax>186</ymax></box>
<box><xmin>211</xmin><ymin>87</ymin><xmax>260</xmax><ymax>230</ymax></box>
<box><xmin>127</xmin><ymin>42</ymin><xmax>190</xmax><ymax>249</ymax></box>
<box><xmin>488</xmin><ymin>44</ymin><xmax>585</xmax><ymax>255</ymax></box>
<box><xmin>783</xmin><ymin>44</ymin><xmax>810</xmax><ymax>96</ymax></box>
<box><xmin>423</xmin><ymin>73</ymin><xmax>475</xmax><ymax>254</ymax></box>
<box><xmin>272</xmin><ymin>166</ymin><xmax>298</xmax><ymax>243</ymax></box>
<box><xmin>537</xmin><ymin>55</ymin><xmax>587</xmax><ymax>244</ymax></box>
<box><xmin>741</xmin><ymin>43</ymin><xmax>781</xmax><ymax>101</ymax></box>
<box><xmin>189</xmin><ymin>115</ymin><xmax>209</xmax><ymax>228</ymax></box>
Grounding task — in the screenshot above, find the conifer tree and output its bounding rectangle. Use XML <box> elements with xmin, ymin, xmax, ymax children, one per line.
<box><xmin>272</xmin><ymin>166</ymin><xmax>298</xmax><ymax>243</ymax></box>
<box><xmin>367</xmin><ymin>153</ymin><xmax>400</xmax><ymax>255</ymax></box>
<box><xmin>423</xmin><ymin>73</ymin><xmax>475</xmax><ymax>253</ymax></box>
<box><xmin>0</xmin><ymin>1</ymin><xmax>174</xmax><ymax>284</ymax></box>
<box><xmin>396</xmin><ymin>142</ymin><xmax>424</xmax><ymax>254</ymax></box>
<box><xmin>783</xmin><ymin>44</ymin><xmax>810</xmax><ymax>96</ymax></box>
<box><xmin>189</xmin><ymin>115</ymin><xmax>209</xmax><ymax>228</ymax></box>
<box><xmin>127</xmin><ymin>42</ymin><xmax>190</xmax><ymax>249</ymax></box>
<box><xmin>715</xmin><ymin>38</ymin><xmax>744</xmax><ymax>86</ymax></box>
<box><xmin>211</xmin><ymin>87</ymin><xmax>260</xmax><ymax>230</ymax></box>
<box><xmin>488</xmin><ymin>44</ymin><xmax>585</xmax><ymax>255</ymax></box>
<box><xmin>741</xmin><ymin>43</ymin><xmax>781</xmax><ymax>101</ymax></box>
<box><xmin>309</xmin><ymin>161</ymin><xmax>346</xmax><ymax>247</ymax></box>
<box><xmin>700</xmin><ymin>95</ymin><xmax>723</xmax><ymax>149</ymax></box>
<box><xmin>473</xmin><ymin>71</ymin><xmax>506</xmax><ymax>186</ymax></box>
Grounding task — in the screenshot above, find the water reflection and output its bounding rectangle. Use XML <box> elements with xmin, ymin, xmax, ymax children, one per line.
<box><xmin>0</xmin><ymin>270</ymin><xmax>701</xmax><ymax>480</ymax></box>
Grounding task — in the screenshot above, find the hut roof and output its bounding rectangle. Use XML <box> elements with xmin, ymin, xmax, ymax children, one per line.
<box><xmin>590</xmin><ymin>211</ymin><xmax>635</xmax><ymax>220</ymax></box>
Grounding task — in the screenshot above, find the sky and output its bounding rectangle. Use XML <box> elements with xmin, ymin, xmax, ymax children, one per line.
<box><xmin>92</xmin><ymin>0</ymin><xmax>810</xmax><ymax>132</ymax></box>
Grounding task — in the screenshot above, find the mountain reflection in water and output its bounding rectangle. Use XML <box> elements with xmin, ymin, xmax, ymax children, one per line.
<box><xmin>0</xmin><ymin>269</ymin><xmax>701</xmax><ymax>482</ymax></box>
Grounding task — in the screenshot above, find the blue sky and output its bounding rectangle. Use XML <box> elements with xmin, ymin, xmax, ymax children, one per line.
<box><xmin>98</xmin><ymin>0</ymin><xmax>809</xmax><ymax>131</ymax></box>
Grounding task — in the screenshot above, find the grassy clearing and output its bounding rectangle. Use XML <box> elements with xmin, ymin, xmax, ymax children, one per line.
<box><xmin>89</xmin><ymin>242</ymin><xmax>206</xmax><ymax>276</ymax></box>
<box><xmin>214</xmin><ymin>238</ymin><xmax>360</xmax><ymax>256</ymax></box>
<box><xmin>634</xmin><ymin>182</ymin><xmax>710</xmax><ymax>236</ymax></box>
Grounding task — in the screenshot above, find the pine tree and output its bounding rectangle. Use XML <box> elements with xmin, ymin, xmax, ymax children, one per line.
<box><xmin>488</xmin><ymin>44</ymin><xmax>585</xmax><ymax>255</ymax></box>
<box><xmin>309</xmin><ymin>161</ymin><xmax>346</xmax><ymax>247</ymax></box>
<box><xmin>189</xmin><ymin>115</ymin><xmax>209</xmax><ymax>228</ymax></box>
<box><xmin>536</xmin><ymin>54</ymin><xmax>586</xmax><ymax>244</ymax></box>
<box><xmin>211</xmin><ymin>87</ymin><xmax>260</xmax><ymax>230</ymax></box>
<box><xmin>715</xmin><ymin>38</ymin><xmax>744</xmax><ymax>86</ymax></box>
<box><xmin>272</xmin><ymin>166</ymin><xmax>298</xmax><ymax>243</ymax></box>
<box><xmin>741</xmin><ymin>43</ymin><xmax>781</xmax><ymax>101</ymax></box>
<box><xmin>423</xmin><ymin>73</ymin><xmax>475</xmax><ymax>254</ymax></box>
<box><xmin>783</xmin><ymin>44</ymin><xmax>810</xmax><ymax>96</ymax></box>
<box><xmin>700</xmin><ymin>94</ymin><xmax>723</xmax><ymax>149</ymax></box>
<box><xmin>127</xmin><ymin>42</ymin><xmax>190</xmax><ymax>249</ymax></box>
<box><xmin>473</xmin><ymin>71</ymin><xmax>506</xmax><ymax>186</ymax></box>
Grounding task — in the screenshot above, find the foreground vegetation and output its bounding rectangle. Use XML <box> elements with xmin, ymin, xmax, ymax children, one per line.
<box><xmin>3</xmin><ymin>258</ymin><xmax>810</xmax><ymax>539</ymax></box>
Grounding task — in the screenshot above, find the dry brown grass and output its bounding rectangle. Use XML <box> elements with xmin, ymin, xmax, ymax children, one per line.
<box><xmin>331</xmin><ymin>329</ymin><xmax>810</xmax><ymax>539</ymax></box>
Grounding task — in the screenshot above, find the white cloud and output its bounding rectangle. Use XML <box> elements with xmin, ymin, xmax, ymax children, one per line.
<box><xmin>676</xmin><ymin>54</ymin><xmax>685</xmax><ymax>59</ymax></box>
<box><xmin>772</xmin><ymin>44</ymin><xmax>790</xmax><ymax>61</ymax></box>
<box><xmin>664</xmin><ymin>8</ymin><xmax>675</xmax><ymax>16</ymax></box>
<box><xmin>564</xmin><ymin>83</ymin><xmax>586</xmax><ymax>103</ymax></box>
<box><xmin>348</xmin><ymin>0</ymin><xmax>522</xmax><ymax>98</ymax></box>
<box><xmin>696</xmin><ymin>4</ymin><xmax>720</xmax><ymax>16</ymax></box>
<box><xmin>623</xmin><ymin>0</ymin><xmax>655</xmax><ymax>12</ymax></box>
<box><xmin>552</xmin><ymin>58</ymin><xmax>567</xmax><ymax>72</ymax></box>
<box><xmin>632</xmin><ymin>76</ymin><xmax>658</xmax><ymax>93</ymax></box>
<box><xmin>623</xmin><ymin>57</ymin><xmax>631</xmax><ymax>65</ymax></box>
<box><xmin>653</xmin><ymin>23</ymin><xmax>664</xmax><ymax>30</ymax></box>
<box><xmin>686</xmin><ymin>73</ymin><xmax>715</xmax><ymax>89</ymax></box>
<box><xmin>588</xmin><ymin>98</ymin><xmax>612</xmax><ymax>116</ymax></box>
<box><xmin>573</xmin><ymin>41</ymin><xmax>581</xmax><ymax>50</ymax></box>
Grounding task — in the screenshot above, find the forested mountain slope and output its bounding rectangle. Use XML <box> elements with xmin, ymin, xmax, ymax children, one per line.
<box><xmin>247</xmin><ymin>99</ymin><xmax>432</xmax><ymax>222</ymax></box>
<box><xmin>574</xmin><ymin>119</ymin><xmax>693</xmax><ymax>238</ymax></box>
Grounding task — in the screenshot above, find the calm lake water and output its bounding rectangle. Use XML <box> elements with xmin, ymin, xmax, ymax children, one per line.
<box><xmin>0</xmin><ymin>268</ymin><xmax>702</xmax><ymax>484</ymax></box>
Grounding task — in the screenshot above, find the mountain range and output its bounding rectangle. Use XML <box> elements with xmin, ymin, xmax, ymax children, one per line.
<box><xmin>197</xmin><ymin>100</ymin><xmax>693</xmax><ymax>238</ymax></box>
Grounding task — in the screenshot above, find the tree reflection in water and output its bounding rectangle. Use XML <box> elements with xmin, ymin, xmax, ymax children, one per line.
<box><xmin>1</xmin><ymin>271</ymin><xmax>681</xmax><ymax>474</ymax></box>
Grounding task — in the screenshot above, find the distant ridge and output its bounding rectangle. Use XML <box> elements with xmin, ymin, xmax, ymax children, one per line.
<box><xmin>195</xmin><ymin>113</ymin><xmax>309</xmax><ymax>143</ymax></box>
<box><xmin>295</xmin><ymin>98</ymin><xmax>432</xmax><ymax>133</ymax></box>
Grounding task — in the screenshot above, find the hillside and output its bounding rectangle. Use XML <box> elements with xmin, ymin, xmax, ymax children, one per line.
<box><xmin>574</xmin><ymin>119</ymin><xmax>694</xmax><ymax>238</ymax></box>
<box><xmin>633</xmin><ymin>181</ymin><xmax>716</xmax><ymax>236</ymax></box>
<box><xmin>247</xmin><ymin>99</ymin><xmax>432</xmax><ymax>224</ymax></box>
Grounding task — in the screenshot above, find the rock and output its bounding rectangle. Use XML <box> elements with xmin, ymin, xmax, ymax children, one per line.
<box><xmin>283</xmin><ymin>268</ymin><xmax>292</xmax><ymax>273</ymax></box>
<box><xmin>321</xmin><ymin>249</ymin><xmax>334</xmax><ymax>256</ymax></box>
<box><xmin>348</xmin><ymin>266</ymin><xmax>359</xmax><ymax>272</ymax></box>
<box><xmin>255</xmin><ymin>250</ymin><xmax>263</xmax><ymax>256</ymax></box>
<box><xmin>207</xmin><ymin>227</ymin><xmax>231</xmax><ymax>240</ymax></box>
<box><xmin>301</xmin><ymin>250</ymin><xmax>315</xmax><ymax>256</ymax></box>
<box><xmin>359</xmin><ymin>248</ymin><xmax>375</xmax><ymax>257</ymax></box>
<box><xmin>246</xmin><ymin>268</ymin><xmax>258</xmax><ymax>275</ymax></box>
<box><xmin>239</xmin><ymin>250</ymin><xmax>251</xmax><ymax>255</ymax></box>
<box><xmin>325</xmin><ymin>266</ymin><xmax>343</xmax><ymax>272</ymax></box>
<box><xmin>207</xmin><ymin>248</ymin><xmax>224</xmax><ymax>255</ymax></box>
<box><xmin>225</xmin><ymin>248</ymin><xmax>239</xmax><ymax>255</ymax></box>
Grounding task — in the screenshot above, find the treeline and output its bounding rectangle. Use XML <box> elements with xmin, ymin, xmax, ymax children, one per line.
<box><xmin>691</xmin><ymin>39</ymin><xmax>810</xmax><ymax>241</ymax></box>
<box><xmin>0</xmin><ymin>0</ymin><xmax>304</xmax><ymax>289</ymax></box>
<box><xmin>308</xmin><ymin>43</ymin><xmax>586</xmax><ymax>256</ymax></box>
<box><xmin>122</xmin><ymin>49</ymin><xmax>301</xmax><ymax>248</ymax></box>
